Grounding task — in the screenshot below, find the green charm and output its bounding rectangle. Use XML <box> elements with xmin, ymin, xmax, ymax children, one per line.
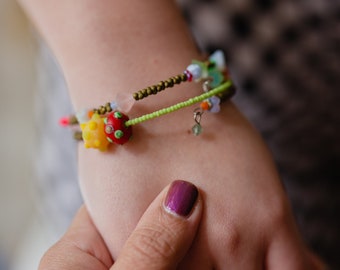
<box><xmin>192</xmin><ymin>123</ymin><xmax>203</xmax><ymax>136</ymax></box>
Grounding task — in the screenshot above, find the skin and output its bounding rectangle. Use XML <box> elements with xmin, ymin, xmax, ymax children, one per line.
<box><xmin>19</xmin><ymin>0</ymin><xmax>325</xmax><ymax>268</ymax></box>
<box><xmin>39</xmin><ymin>182</ymin><xmax>204</xmax><ymax>270</ymax></box>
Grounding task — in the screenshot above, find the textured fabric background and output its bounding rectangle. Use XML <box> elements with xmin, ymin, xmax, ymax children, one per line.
<box><xmin>178</xmin><ymin>0</ymin><xmax>340</xmax><ymax>268</ymax></box>
<box><xmin>36</xmin><ymin>1</ymin><xmax>340</xmax><ymax>269</ymax></box>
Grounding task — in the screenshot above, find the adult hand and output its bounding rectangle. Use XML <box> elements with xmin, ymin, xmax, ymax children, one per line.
<box><xmin>39</xmin><ymin>180</ymin><xmax>202</xmax><ymax>270</ymax></box>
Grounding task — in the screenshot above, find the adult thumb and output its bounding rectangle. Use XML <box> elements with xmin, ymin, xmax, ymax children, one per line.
<box><xmin>112</xmin><ymin>180</ymin><xmax>203</xmax><ymax>270</ymax></box>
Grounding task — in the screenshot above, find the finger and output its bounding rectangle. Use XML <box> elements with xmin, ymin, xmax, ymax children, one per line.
<box><xmin>112</xmin><ymin>180</ymin><xmax>203</xmax><ymax>270</ymax></box>
<box><xmin>39</xmin><ymin>205</ymin><xmax>113</xmax><ymax>270</ymax></box>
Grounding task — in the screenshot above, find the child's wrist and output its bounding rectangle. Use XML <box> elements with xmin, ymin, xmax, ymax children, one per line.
<box><xmin>61</xmin><ymin>51</ymin><xmax>236</xmax><ymax>150</ymax></box>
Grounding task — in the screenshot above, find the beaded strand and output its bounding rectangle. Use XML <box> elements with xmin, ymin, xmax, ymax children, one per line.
<box><xmin>91</xmin><ymin>73</ymin><xmax>189</xmax><ymax>116</ymax></box>
<box><xmin>132</xmin><ymin>73</ymin><xmax>188</xmax><ymax>101</ymax></box>
<box><xmin>125</xmin><ymin>80</ymin><xmax>232</xmax><ymax>127</ymax></box>
<box><xmin>60</xmin><ymin>50</ymin><xmax>236</xmax><ymax>151</ymax></box>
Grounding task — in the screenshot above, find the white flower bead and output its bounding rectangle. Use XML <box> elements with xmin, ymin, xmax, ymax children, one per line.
<box><xmin>209</xmin><ymin>50</ymin><xmax>226</xmax><ymax>71</ymax></box>
<box><xmin>76</xmin><ymin>109</ymin><xmax>89</xmax><ymax>124</ymax></box>
<box><xmin>186</xmin><ymin>64</ymin><xmax>202</xmax><ymax>80</ymax></box>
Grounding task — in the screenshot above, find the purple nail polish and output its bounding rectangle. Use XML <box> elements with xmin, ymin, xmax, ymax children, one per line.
<box><xmin>164</xmin><ymin>180</ymin><xmax>198</xmax><ymax>217</ymax></box>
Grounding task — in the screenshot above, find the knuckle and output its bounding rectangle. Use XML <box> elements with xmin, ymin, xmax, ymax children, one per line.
<box><xmin>38</xmin><ymin>242</ymin><xmax>65</xmax><ymax>269</ymax></box>
<box><xmin>129</xmin><ymin>224</ymin><xmax>178</xmax><ymax>262</ymax></box>
<box><xmin>222</xmin><ymin>224</ymin><xmax>242</xmax><ymax>257</ymax></box>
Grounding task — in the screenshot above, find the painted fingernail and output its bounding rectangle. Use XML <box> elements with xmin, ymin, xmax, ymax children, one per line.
<box><xmin>164</xmin><ymin>180</ymin><xmax>199</xmax><ymax>217</ymax></box>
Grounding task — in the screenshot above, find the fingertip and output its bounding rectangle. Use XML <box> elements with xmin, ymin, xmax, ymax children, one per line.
<box><xmin>163</xmin><ymin>180</ymin><xmax>200</xmax><ymax>218</ymax></box>
<box><xmin>113</xmin><ymin>180</ymin><xmax>203</xmax><ymax>269</ymax></box>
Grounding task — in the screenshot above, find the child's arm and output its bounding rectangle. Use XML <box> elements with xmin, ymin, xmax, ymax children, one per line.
<box><xmin>19</xmin><ymin>0</ymin><xmax>323</xmax><ymax>268</ymax></box>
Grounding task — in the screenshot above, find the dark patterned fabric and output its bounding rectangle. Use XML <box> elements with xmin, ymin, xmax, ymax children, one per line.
<box><xmin>36</xmin><ymin>0</ymin><xmax>340</xmax><ymax>269</ymax></box>
<box><xmin>178</xmin><ymin>0</ymin><xmax>340</xmax><ymax>268</ymax></box>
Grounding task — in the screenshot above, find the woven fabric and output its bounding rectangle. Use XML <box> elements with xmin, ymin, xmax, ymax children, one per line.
<box><xmin>179</xmin><ymin>0</ymin><xmax>340</xmax><ymax>268</ymax></box>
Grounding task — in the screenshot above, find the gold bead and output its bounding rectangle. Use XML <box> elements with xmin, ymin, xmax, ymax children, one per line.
<box><xmin>146</xmin><ymin>87</ymin><xmax>152</xmax><ymax>95</ymax></box>
<box><xmin>166</xmin><ymin>79</ymin><xmax>174</xmax><ymax>87</ymax></box>
<box><xmin>69</xmin><ymin>115</ymin><xmax>78</xmax><ymax>125</ymax></box>
<box><xmin>138</xmin><ymin>92</ymin><xmax>144</xmax><ymax>100</ymax></box>
<box><xmin>181</xmin><ymin>73</ymin><xmax>187</xmax><ymax>82</ymax></box>
<box><xmin>133</xmin><ymin>92</ymin><xmax>139</xmax><ymax>100</ymax></box>
<box><xmin>174</xmin><ymin>75</ymin><xmax>181</xmax><ymax>84</ymax></box>
<box><xmin>158</xmin><ymin>81</ymin><xmax>165</xmax><ymax>90</ymax></box>
<box><xmin>106</xmin><ymin>105</ymin><xmax>112</xmax><ymax>112</ymax></box>
<box><xmin>73</xmin><ymin>131</ymin><xmax>83</xmax><ymax>141</ymax></box>
<box><xmin>99</xmin><ymin>106</ymin><xmax>106</xmax><ymax>114</ymax></box>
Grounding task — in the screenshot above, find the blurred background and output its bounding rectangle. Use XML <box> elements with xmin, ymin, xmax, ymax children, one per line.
<box><xmin>1</xmin><ymin>0</ymin><xmax>83</xmax><ymax>268</ymax></box>
<box><xmin>0</xmin><ymin>1</ymin><xmax>43</xmax><ymax>269</ymax></box>
<box><xmin>0</xmin><ymin>1</ymin><xmax>51</xmax><ymax>269</ymax></box>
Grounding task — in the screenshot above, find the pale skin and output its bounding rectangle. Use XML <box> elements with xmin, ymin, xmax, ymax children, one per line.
<box><xmin>19</xmin><ymin>0</ymin><xmax>325</xmax><ymax>269</ymax></box>
<box><xmin>38</xmin><ymin>182</ymin><xmax>205</xmax><ymax>270</ymax></box>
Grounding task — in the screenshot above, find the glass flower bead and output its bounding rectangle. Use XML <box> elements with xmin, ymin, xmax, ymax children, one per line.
<box><xmin>186</xmin><ymin>64</ymin><xmax>202</xmax><ymax>81</ymax></box>
<box><xmin>208</xmin><ymin>69</ymin><xmax>225</xmax><ymax>88</ymax></box>
<box><xmin>80</xmin><ymin>113</ymin><xmax>110</xmax><ymax>151</ymax></box>
<box><xmin>110</xmin><ymin>101</ymin><xmax>119</xmax><ymax>111</ymax></box>
<box><xmin>208</xmin><ymin>96</ymin><xmax>221</xmax><ymax>113</ymax></box>
<box><xmin>192</xmin><ymin>60</ymin><xmax>209</xmax><ymax>79</ymax></box>
<box><xmin>76</xmin><ymin>108</ymin><xmax>90</xmax><ymax>124</ymax></box>
<box><xmin>209</xmin><ymin>50</ymin><xmax>226</xmax><ymax>72</ymax></box>
<box><xmin>116</xmin><ymin>92</ymin><xmax>136</xmax><ymax>113</ymax></box>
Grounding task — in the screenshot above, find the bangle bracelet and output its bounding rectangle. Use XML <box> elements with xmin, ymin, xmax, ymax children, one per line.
<box><xmin>60</xmin><ymin>50</ymin><xmax>236</xmax><ymax>151</ymax></box>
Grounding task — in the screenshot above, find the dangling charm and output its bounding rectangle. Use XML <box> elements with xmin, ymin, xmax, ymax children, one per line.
<box><xmin>192</xmin><ymin>108</ymin><xmax>204</xmax><ymax>136</ymax></box>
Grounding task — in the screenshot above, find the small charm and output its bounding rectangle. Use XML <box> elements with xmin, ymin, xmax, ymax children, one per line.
<box><xmin>192</xmin><ymin>108</ymin><xmax>204</xmax><ymax>136</ymax></box>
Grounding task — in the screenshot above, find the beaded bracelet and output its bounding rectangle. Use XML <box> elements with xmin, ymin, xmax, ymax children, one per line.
<box><xmin>60</xmin><ymin>50</ymin><xmax>236</xmax><ymax>151</ymax></box>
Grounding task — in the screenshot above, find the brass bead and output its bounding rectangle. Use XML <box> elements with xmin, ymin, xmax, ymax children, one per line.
<box><xmin>149</xmin><ymin>86</ymin><xmax>157</xmax><ymax>94</ymax></box>
<box><xmin>69</xmin><ymin>115</ymin><xmax>78</xmax><ymax>125</ymax></box>
<box><xmin>146</xmin><ymin>87</ymin><xmax>153</xmax><ymax>95</ymax></box>
<box><xmin>181</xmin><ymin>73</ymin><xmax>187</xmax><ymax>82</ymax></box>
<box><xmin>99</xmin><ymin>106</ymin><xmax>106</xmax><ymax>114</ymax></box>
<box><xmin>166</xmin><ymin>79</ymin><xmax>174</xmax><ymax>87</ymax></box>
<box><xmin>138</xmin><ymin>92</ymin><xmax>144</xmax><ymax>100</ymax></box>
<box><xmin>158</xmin><ymin>81</ymin><xmax>165</xmax><ymax>90</ymax></box>
<box><xmin>106</xmin><ymin>105</ymin><xmax>112</xmax><ymax>112</ymax></box>
<box><xmin>73</xmin><ymin>131</ymin><xmax>83</xmax><ymax>141</ymax></box>
<box><xmin>133</xmin><ymin>92</ymin><xmax>139</xmax><ymax>100</ymax></box>
<box><xmin>141</xmin><ymin>89</ymin><xmax>148</xmax><ymax>97</ymax></box>
<box><xmin>174</xmin><ymin>75</ymin><xmax>181</xmax><ymax>84</ymax></box>
<box><xmin>105</xmin><ymin>102</ymin><xmax>112</xmax><ymax>112</ymax></box>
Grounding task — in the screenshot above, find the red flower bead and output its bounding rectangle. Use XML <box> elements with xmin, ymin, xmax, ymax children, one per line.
<box><xmin>104</xmin><ymin>111</ymin><xmax>132</xmax><ymax>145</ymax></box>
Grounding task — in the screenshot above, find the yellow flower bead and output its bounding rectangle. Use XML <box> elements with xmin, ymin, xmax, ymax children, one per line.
<box><xmin>80</xmin><ymin>113</ymin><xmax>110</xmax><ymax>151</ymax></box>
